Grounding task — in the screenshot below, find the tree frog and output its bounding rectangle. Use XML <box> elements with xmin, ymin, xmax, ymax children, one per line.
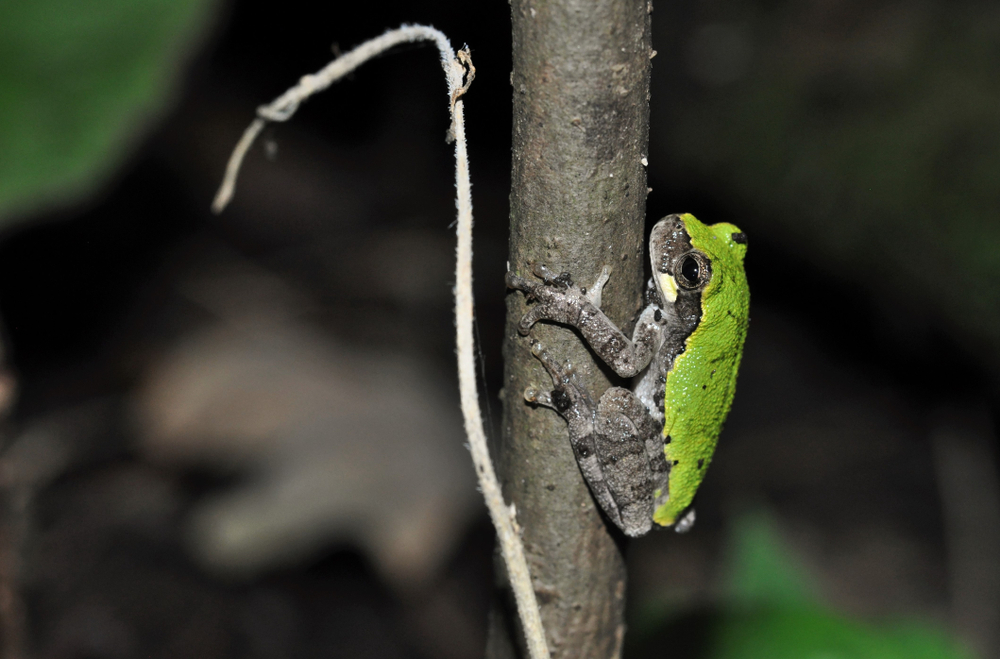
<box><xmin>506</xmin><ymin>214</ymin><xmax>749</xmax><ymax>536</ymax></box>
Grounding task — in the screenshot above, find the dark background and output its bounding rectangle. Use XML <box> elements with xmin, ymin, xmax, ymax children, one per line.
<box><xmin>1</xmin><ymin>1</ymin><xmax>997</xmax><ymax>658</ymax></box>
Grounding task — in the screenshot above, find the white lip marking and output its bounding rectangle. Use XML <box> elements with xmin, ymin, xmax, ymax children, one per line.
<box><xmin>659</xmin><ymin>273</ymin><xmax>677</xmax><ymax>303</ymax></box>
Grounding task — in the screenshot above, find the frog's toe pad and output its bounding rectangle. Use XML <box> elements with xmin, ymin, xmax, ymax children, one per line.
<box><xmin>673</xmin><ymin>508</ymin><xmax>696</xmax><ymax>534</ymax></box>
<box><xmin>523</xmin><ymin>386</ymin><xmax>553</xmax><ymax>408</ymax></box>
<box><xmin>531</xmin><ymin>263</ymin><xmax>573</xmax><ymax>288</ymax></box>
<box><xmin>505</xmin><ymin>271</ymin><xmax>525</xmax><ymax>290</ymax></box>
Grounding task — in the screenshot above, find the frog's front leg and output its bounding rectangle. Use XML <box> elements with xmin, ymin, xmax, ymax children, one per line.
<box><xmin>525</xmin><ymin>341</ymin><xmax>669</xmax><ymax>537</ymax></box>
<box><xmin>506</xmin><ymin>265</ymin><xmax>661</xmax><ymax>378</ymax></box>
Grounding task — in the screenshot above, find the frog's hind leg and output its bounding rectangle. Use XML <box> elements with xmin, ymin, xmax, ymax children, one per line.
<box><xmin>523</xmin><ymin>340</ymin><xmax>595</xmax><ymax>427</ymax></box>
<box><xmin>593</xmin><ymin>388</ymin><xmax>671</xmax><ymax>537</ymax></box>
<box><xmin>595</xmin><ymin>389</ymin><xmax>671</xmax><ymax>536</ymax></box>
<box><xmin>523</xmin><ymin>340</ymin><xmax>625</xmax><ymax>530</ymax></box>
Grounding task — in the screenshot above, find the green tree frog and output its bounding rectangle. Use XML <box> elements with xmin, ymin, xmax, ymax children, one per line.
<box><xmin>506</xmin><ymin>214</ymin><xmax>749</xmax><ymax>536</ymax></box>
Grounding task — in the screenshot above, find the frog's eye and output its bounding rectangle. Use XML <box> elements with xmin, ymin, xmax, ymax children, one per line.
<box><xmin>674</xmin><ymin>252</ymin><xmax>711</xmax><ymax>291</ymax></box>
<box><xmin>682</xmin><ymin>256</ymin><xmax>700</xmax><ymax>281</ymax></box>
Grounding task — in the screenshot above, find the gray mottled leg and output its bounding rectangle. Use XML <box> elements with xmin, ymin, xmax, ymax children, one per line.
<box><xmin>506</xmin><ymin>267</ymin><xmax>661</xmax><ymax>378</ymax></box>
<box><xmin>525</xmin><ymin>341</ymin><xmax>670</xmax><ymax>537</ymax></box>
<box><xmin>609</xmin><ymin>385</ymin><xmax>693</xmax><ymax>534</ymax></box>
<box><xmin>594</xmin><ymin>388</ymin><xmax>669</xmax><ymax>537</ymax></box>
<box><xmin>523</xmin><ymin>341</ymin><xmax>625</xmax><ymax>530</ymax></box>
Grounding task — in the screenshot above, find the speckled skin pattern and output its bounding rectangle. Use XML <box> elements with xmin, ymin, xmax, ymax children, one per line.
<box><xmin>655</xmin><ymin>215</ymin><xmax>749</xmax><ymax>526</ymax></box>
<box><xmin>506</xmin><ymin>214</ymin><xmax>749</xmax><ymax>535</ymax></box>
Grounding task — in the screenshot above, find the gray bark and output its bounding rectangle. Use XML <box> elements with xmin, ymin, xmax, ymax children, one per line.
<box><xmin>489</xmin><ymin>1</ymin><xmax>652</xmax><ymax>657</ymax></box>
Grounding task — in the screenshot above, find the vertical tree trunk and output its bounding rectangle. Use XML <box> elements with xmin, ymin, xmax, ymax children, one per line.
<box><xmin>490</xmin><ymin>1</ymin><xmax>652</xmax><ymax>657</ymax></box>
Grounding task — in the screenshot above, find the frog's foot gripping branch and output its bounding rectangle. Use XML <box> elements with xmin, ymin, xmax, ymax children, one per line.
<box><xmin>523</xmin><ymin>340</ymin><xmax>596</xmax><ymax>426</ymax></box>
<box><xmin>523</xmin><ymin>341</ymin><xmax>667</xmax><ymax>538</ymax></box>
<box><xmin>505</xmin><ymin>265</ymin><xmax>601</xmax><ymax>337</ymax></box>
<box><xmin>506</xmin><ymin>265</ymin><xmax>658</xmax><ymax>378</ymax></box>
<box><xmin>523</xmin><ymin>340</ymin><xmax>636</xmax><ymax>533</ymax></box>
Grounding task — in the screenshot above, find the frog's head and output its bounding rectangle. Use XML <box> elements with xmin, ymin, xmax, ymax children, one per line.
<box><xmin>649</xmin><ymin>214</ymin><xmax>747</xmax><ymax>307</ymax></box>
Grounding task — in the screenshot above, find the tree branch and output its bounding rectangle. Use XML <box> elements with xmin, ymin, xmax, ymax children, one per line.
<box><xmin>492</xmin><ymin>1</ymin><xmax>653</xmax><ymax>657</ymax></box>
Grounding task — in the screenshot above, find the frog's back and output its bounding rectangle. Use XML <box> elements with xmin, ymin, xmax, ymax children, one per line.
<box><xmin>654</xmin><ymin>216</ymin><xmax>749</xmax><ymax>527</ymax></box>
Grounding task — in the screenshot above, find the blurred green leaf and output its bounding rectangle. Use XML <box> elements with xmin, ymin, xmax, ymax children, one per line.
<box><xmin>0</xmin><ymin>0</ymin><xmax>219</xmax><ymax>225</ymax></box>
<box><xmin>710</xmin><ymin>608</ymin><xmax>974</xmax><ymax>659</ymax></box>
<box><xmin>722</xmin><ymin>510</ymin><xmax>819</xmax><ymax>608</ymax></box>
<box><xmin>707</xmin><ymin>511</ymin><xmax>973</xmax><ymax>659</ymax></box>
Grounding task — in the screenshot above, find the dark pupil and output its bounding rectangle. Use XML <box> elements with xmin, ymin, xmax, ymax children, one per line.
<box><xmin>681</xmin><ymin>256</ymin><xmax>700</xmax><ymax>283</ymax></box>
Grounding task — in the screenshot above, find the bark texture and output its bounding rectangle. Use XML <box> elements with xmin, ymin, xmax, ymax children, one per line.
<box><xmin>491</xmin><ymin>1</ymin><xmax>652</xmax><ymax>657</ymax></box>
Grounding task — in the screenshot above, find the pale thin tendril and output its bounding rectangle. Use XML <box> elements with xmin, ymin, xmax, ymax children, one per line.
<box><xmin>210</xmin><ymin>25</ymin><xmax>549</xmax><ymax>659</ymax></box>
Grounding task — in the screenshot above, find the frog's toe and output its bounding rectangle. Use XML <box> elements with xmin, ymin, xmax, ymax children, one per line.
<box><xmin>584</xmin><ymin>265</ymin><xmax>611</xmax><ymax>308</ymax></box>
<box><xmin>523</xmin><ymin>386</ymin><xmax>554</xmax><ymax>408</ymax></box>
<box><xmin>506</xmin><ymin>271</ymin><xmax>530</xmax><ymax>291</ymax></box>
<box><xmin>529</xmin><ymin>339</ymin><xmax>555</xmax><ymax>366</ymax></box>
<box><xmin>518</xmin><ymin>305</ymin><xmax>554</xmax><ymax>334</ymax></box>
<box><xmin>529</xmin><ymin>340</ymin><xmax>575</xmax><ymax>384</ymax></box>
<box><xmin>532</xmin><ymin>263</ymin><xmax>574</xmax><ymax>288</ymax></box>
<box><xmin>673</xmin><ymin>508</ymin><xmax>696</xmax><ymax>534</ymax></box>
